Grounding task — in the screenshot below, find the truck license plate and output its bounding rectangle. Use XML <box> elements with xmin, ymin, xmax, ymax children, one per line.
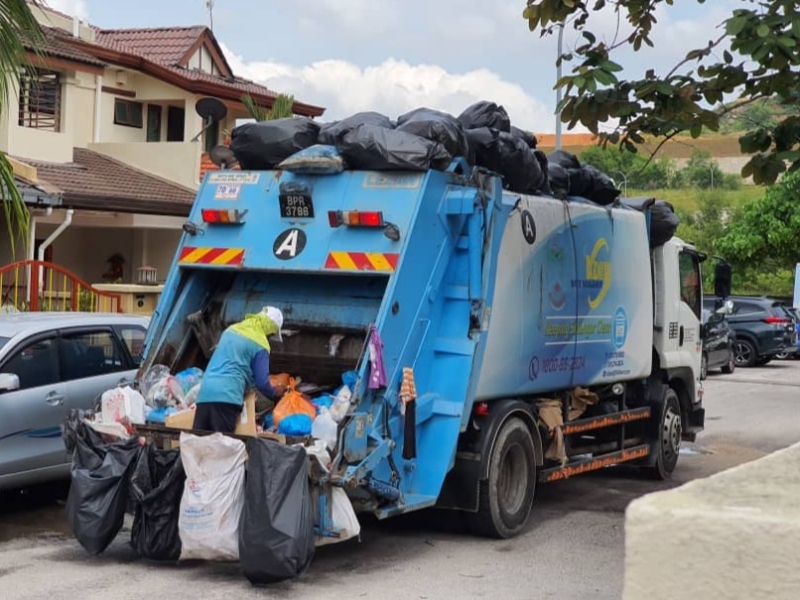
<box><xmin>279</xmin><ymin>192</ymin><xmax>314</xmax><ymax>218</ymax></box>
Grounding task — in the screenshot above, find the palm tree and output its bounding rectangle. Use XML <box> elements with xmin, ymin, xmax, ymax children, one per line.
<box><xmin>241</xmin><ymin>92</ymin><xmax>295</xmax><ymax>121</ymax></box>
<box><xmin>0</xmin><ymin>0</ymin><xmax>45</xmax><ymax>253</ymax></box>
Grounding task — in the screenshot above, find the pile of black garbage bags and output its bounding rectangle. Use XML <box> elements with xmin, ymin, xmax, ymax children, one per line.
<box><xmin>229</xmin><ymin>100</ymin><xmax>622</xmax><ymax>207</ymax></box>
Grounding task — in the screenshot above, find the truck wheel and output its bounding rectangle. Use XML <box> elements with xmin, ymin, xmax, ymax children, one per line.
<box><xmin>644</xmin><ymin>389</ymin><xmax>682</xmax><ymax>481</ymax></box>
<box><xmin>720</xmin><ymin>349</ymin><xmax>735</xmax><ymax>374</ymax></box>
<box><xmin>470</xmin><ymin>417</ymin><xmax>536</xmax><ymax>539</ymax></box>
<box><xmin>734</xmin><ymin>339</ymin><xmax>757</xmax><ymax>368</ymax></box>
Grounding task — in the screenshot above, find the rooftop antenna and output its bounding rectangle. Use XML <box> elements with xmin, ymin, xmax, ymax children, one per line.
<box><xmin>205</xmin><ymin>0</ymin><xmax>215</xmax><ymax>31</ymax></box>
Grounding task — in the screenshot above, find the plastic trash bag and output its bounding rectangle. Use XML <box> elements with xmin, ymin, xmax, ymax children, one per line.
<box><xmin>278</xmin><ymin>144</ymin><xmax>345</xmax><ymax>175</ymax></box>
<box><xmin>457</xmin><ymin>101</ymin><xmax>511</xmax><ymax>132</ymax></box>
<box><xmin>278</xmin><ymin>414</ymin><xmax>314</xmax><ymax>436</ymax></box>
<box><xmin>130</xmin><ymin>445</ymin><xmax>186</xmax><ymax>561</ymax></box>
<box><xmin>65</xmin><ymin>425</ymin><xmax>142</xmax><ymax>555</ymax></box>
<box><xmin>230</xmin><ymin>117</ymin><xmax>320</xmax><ymax>170</ymax></box>
<box><xmin>466</xmin><ymin>127</ymin><xmax>546</xmax><ymax>193</ymax></box>
<box><xmin>317</xmin><ymin>111</ymin><xmax>394</xmax><ymax>146</ymax></box>
<box><xmin>239</xmin><ymin>438</ymin><xmax>315</xmax><ymax>585</ymax></box>
<box><xmin>547</xmin><ymin>163</ymin><xmax>571</xmax><ymax>200</ymax></box>
<box><xmin>511</xmin><ymin>126</ymin><xmax>538</xmax><ymax>149</ymax></box>
<box><xmin>311</xmin><ymin>407</ymin><xmax>337</xmax><ymax>451</ymax></box>
<box><xmin>183</xmin><ymin>383</ymin><xmax>201</xmax><ymax>407</ymax></box>
<box><xmin>649</xmin><ymin>199</ymin><xmax>680</xmax><ymax>246</ymax></box>
<box><xmin>315</xmin><ymin>487</ymin><xmax>361</xmax><ymax>547</ymax></box>
<box><xmin>338</xmin><ymin>124</ymin><xmax>453</xmax><ymax>172</ymax></box>
<box><xmin>548</xmin><ymin>149</ymin><xmax>582</xmax><ymax>170</ymax></box>
<box><xmin>178</xmin><ymin>432</ymin><xmax>246</xmax><ymax>562</ymax></box>
<box><xmin>568</xmin><ymin>164</ymin><xmax>621</xmax><ymax>206</ymax></box>
<box><xmin>139</xmin><ymin>364</ymin><xmax>171</xmax><ymax>402</ymax></box>
<box><xmin>396</xmin><ymin>107</ymin><xmax>471</xmax><ymax>160</ymax></box>
<box><xmin>273</xmin><ymin>379</ymin><xmax>317</xmax><ymax>431</ymax></box>
<box><xmin>174</xmin><ymin>367</ymin><xmax>203</xmax><ymax>394</ymax></box>
<box><xmin>101</xmin><ymin>386</ymin><xmax>147</xmax><ymax>425</ymax></box>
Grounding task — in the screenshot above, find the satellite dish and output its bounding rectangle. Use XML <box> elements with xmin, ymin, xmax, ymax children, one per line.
<box><xmin>210</xmin><ymin>144</ymin><xmax>238</xmax><ymax>169</ymax></box>
<box><xmin>195</xmin><ymin>97</ymin><xmax>228</xmax><ymax>122</ymax></box>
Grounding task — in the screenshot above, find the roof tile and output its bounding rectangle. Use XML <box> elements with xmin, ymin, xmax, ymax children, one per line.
<box><xmin>22</xmin><ymin>25</ymin><xmax>106</xmax><ymax>67</ymax></box>
<box><xmin>94</xmin><ymin>26</ymin><xmax>207</xmax><ymax>66</ymax></box>
<box><xmin>19</xmin><ymin>148</ymin><xmax>196</xmax><ymax>215</ymax></box>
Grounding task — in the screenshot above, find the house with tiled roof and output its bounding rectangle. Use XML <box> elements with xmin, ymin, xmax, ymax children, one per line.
<box><xmin>1</xmin><ymin>3</ymin><xmax>324</xmax><ymax>293</ymax></box>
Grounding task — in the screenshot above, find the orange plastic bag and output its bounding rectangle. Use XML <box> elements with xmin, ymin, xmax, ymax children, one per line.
<box><xmin>272</xmin><ymin>378</ymin><xmax>317</xmax><ymax>428</ymax></box>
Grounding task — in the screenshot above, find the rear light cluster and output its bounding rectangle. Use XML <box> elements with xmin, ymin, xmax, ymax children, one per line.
<box><xmin>328</xmin><ymin>210</ymin><xmax>385</xmax><ymax>228</ymax></box>
<box><xmin>201</xmin><ymin>209</ymin><xmax>246</xmax><ymax>224</ymax></box>
<box><xmin>764</xmin><ymin>316</ymin><xmax>791</xmax><ymax>325</ymax></box>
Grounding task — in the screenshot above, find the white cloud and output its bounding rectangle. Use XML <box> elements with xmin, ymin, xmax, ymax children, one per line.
<box><xmin>43</xmin><ymin>0</ymin><xmax>89</xmax><ymax>20</ymax></box>
<box><xmin>222</xmin><ymin>45</ymin><xmax>569</xmax><ymax>134</ymax></box>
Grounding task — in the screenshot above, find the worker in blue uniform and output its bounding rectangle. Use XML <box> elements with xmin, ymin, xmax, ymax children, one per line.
<box><xmin>192</xmin><ymin>306</ymin><xmax>287</xmax><ymax>433</ymax></box>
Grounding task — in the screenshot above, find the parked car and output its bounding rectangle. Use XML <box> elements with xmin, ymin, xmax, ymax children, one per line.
<box><xmin>701</xmin><ymin>307</ymin><xmax>736</xmax><ymax>378</ymax></box>
<box><xmin>704</xmin><ymin>295</ymin><xmax>797</xmax><ymax>367</ymax></box>
<box><xmin>0</xmin><ymin>312</ymin><xmax>149</xmax><ymax>491</ymax></box>
<box><xmin>775</xmin><ymin>306</ymin><xmax>800</xmax><ymax>360</ymax></box>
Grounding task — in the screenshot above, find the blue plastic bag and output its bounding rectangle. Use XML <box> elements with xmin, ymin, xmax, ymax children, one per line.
<box><xmin>175</xmin><ymin>367</ymin><xmax>204</xmax><ymax>393</ymax></box>
<box><xmin>341</xmin><ymin>370</ymin><xmax>358</xmax><ymax>389</ymax></box>
<box><xmin>146</xmin><ymin>407</ymin><xmax>178</xmax><ymax>424</ymax></box>
<box><xmin>312</xmin><ymin>394</ymin><xmax>334</xmax><ymax>413</ymax></box>
<box><xmin>278</xmin><ymin>414</ymin><xmax>313</xmax><ymax>436</ymax></box>
<box><xmin>277</xmin><ymin>144</ymin><xmax>345</xmax><ymax>175</ymax></box>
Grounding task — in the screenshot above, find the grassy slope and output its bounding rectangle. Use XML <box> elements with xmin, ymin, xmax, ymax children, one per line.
<box><xmin>624</xmin><ymin>186</ymin><xmax>763</xmax><ymax>212</ymax></box>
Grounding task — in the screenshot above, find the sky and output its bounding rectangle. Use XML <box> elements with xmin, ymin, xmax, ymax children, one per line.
<box><xmin>46</xmin><ymin>0</ymin><xmax>743</xmax><ymax>133</ymax></box>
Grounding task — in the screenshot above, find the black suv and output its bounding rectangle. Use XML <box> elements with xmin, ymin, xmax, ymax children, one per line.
<box><xmin>703</xmin><ymin>295</ymin><xmax>797</xmax><ymax>367</ymax></box>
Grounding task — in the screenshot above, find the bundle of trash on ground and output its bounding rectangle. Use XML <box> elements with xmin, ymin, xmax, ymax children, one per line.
<box><xmin>61</xmin><ymin>363</ymin><xmax>362</xmax><ymax>585</ymax></box>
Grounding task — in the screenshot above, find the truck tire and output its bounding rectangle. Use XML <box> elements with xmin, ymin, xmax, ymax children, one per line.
<box><xmin>469</xmin><ymin>417</ymin><xmax>536</xmax><ymax>539</ymax></box>
<box><xmin>644</xmin><ymin>388</ymin><xmax>682</xmax><ymax>481</ymax></box>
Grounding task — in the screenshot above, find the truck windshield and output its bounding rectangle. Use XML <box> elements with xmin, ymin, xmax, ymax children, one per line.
<box><xmin>678</xmin><ymin>251</ymin><xmax>702</xmax><ymax>320</ymax></box>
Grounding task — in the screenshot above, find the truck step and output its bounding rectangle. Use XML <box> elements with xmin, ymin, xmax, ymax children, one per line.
<box><xmin>560</xmin><ymin>407</ymin><xmax>651</xmax><ymax>436</ymax></box>
<box><xmin>433</xmin><ymin>336</ymin><xmax>475</xmax><ymax>356</ymax></box>
<box><xmin>539</xmin><ymin>444</ymin><xmax>650</xmax><ymax>483</ymax></box>
<box><xmin>373</xmin><ymin>494</ymin><xmax>439</xmax><ymax>519</ymax></box>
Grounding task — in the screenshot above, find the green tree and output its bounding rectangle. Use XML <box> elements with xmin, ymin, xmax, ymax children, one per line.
<box><xmin>241</xmin><ymin>93</ymin><xmax>295</xmax><ymax>121</ymax></box>
<box><xmin>579</xmin><ymin>145</ymin><xmax>675</xmax><ymax>189</ymax></box>
<box><xmin>0</xmin><ymin>0</ymin><xmax>45</xmax><ymax>251</ymax></box>
<box><xmin>716</xmin><ymin>169</ymin><xmax>800</xmax><ymax>270</ymax></box>
<box><xmin>719</xmin><ymin>97</ymin><xmax>783</xmax><ymax>134</ymax></box>
<box><xmin>522</xmin><ymin>0</ymin><xmax>800</xmax><ymax>185</ymax></box>
<box><xmin>674</xmin><ymin>149</ymin><xmax>740</xmax><ymax>191</ymax></box>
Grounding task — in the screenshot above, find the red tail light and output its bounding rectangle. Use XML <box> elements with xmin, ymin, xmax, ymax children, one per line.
<box><xmin>201</xmin><ymin>209</ymin><xmax>246</xmax><ymax>224</ymax></box>
<box><xmin>327</xmin><ymin>210</ymin><xmax>385</xmax><ymax>228</ymax></box>
<box><xmin>473</xmin><ymin>402</ymin><xmax>490</xmax><ymax>417</ymax></box>
<box><xmin>764</xmin><ymin>316</ymin><xmax>790</xmax><ymax>325</ymax></box>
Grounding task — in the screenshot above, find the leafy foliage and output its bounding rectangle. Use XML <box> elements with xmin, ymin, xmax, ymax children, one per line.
<box><xmin>673</xmin><ymin>149</ymin><xmax>741</xmax><ymax>190</ymax></box>
<box><xmin>241</xmin><ymin>93</ymin><xmax>295</xmax><ymax>121</ymax></box>
<box><xmin>523</xmin><ymin>0</ymin><xmax>800</xmax><ymax>186</ymax></box>
<box><xmin>579</xmin><ymin>145</ymin><xmax>675</xmax><ymax>189</ymax></box>
<box><xmin>0</xmin><ymin>0</ymin><xmax>45</xmax><ymax>252</ymax></box>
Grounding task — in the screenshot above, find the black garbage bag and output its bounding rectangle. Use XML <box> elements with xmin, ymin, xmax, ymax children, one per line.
<box><xmin>318</xmin><ymin>111</ymin><xmax>394</xmax><ymax>146</ymax></box>
<box><xmin>548</xmin><ymin>149</ymin><xmax>582</xmax><ymax>170</ymax></box>
<box><xmin>65</xmin><ymin>428</ymin><xmax>142</xmax><ymax>555</ymax></box>
<box><xmin>511</xmin><ymin>126</ymin><xmax>538</xmax><ymax>149</ymax></box>
<box><xmin>129</xmin><ymin>445</ymin><xmax>186</xmax><ymax>561</ymax></box>
<box><xmin>239</xmin><ymin>438</ymin><xmax>315</xmax><ymax>585</ymax></box>
<box><xmin>533</xmin><ymin>150</ymin><xmax>552</xmax><ymax>195</ymax></box>
<box><xmin>547</xmin><ymin>163</ymin><xmax>571</xmax><ymax>200</ymax></box>
<box><xmin>649</xmin><ymin>199</ymin><xmax>680</xmax><ymax>246</ymax></box>
<box><xmin>338</xmin><ymin>124</ymin><xmax>452</xmax><ymax>172</ymax></box>
<box><xmin>230</xmin><ymin>117</ymin><xmax>320</xmax><ymax>170</ymax></box>
<box><xmin>457</xmin><ymin>101</ymin><xmax>511</xmax><ymax>132</ymax></box>
<box><xmin>579</xmin><ymin>165</ymin><xmax>621</xmax><ymax>205</ymax></box>
<box><xmin>466</xmin><ymin>127</ymin><xmax>545</xmax><ymax>193</ymax></box>
<box><xmin>396</xmin><ymin>107</ymin><xmax>471</xmax><ymax>160</ymax></box>
<box><xmin>62</xmin><ymin>408</ymin><xmax>100</xmax><ymax>457</ymax></box>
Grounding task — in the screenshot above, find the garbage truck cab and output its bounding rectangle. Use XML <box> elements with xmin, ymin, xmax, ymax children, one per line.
<box><xmin>138</xmin><ymin>160</ymin><xmax>727</xmax><ymax>540</ymax></box>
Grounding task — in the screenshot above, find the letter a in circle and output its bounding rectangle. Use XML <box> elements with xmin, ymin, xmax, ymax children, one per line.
<box><xmin>272</xmin><ymin>228</ymin><xmax>307</xmax><ymax>260</ymax></box>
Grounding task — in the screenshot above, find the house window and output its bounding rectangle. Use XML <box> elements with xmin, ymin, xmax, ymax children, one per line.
<box><xmin>147</xmin><ymin>104</ymin><xmax>162</xmax><ymax>142</ymax></box>
<box><xmin>18</xmin><ymin>68</ymin><xmax>62</xmax><ymax>131</ymax></box>
<box><xmin>114</xmin><ymin>98</ymin><xmax>144</xmax><ymax>128</ymax></box>
<box><xmin>166</xmin><ymin>106</ymin><xmax>185</xmax><ymax>141</ymax></box>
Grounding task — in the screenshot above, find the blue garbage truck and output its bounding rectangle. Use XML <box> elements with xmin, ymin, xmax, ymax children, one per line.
<box><xmin>138</xmin><ymin>158</ymin><xmax>727</xmax><ymax>540</ymax></box>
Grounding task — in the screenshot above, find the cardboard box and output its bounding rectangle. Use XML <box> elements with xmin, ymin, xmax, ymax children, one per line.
<box><xmin>165</xmin><ymin>392</ymin><xmax>257</xmax><ymax>436</ymax></box>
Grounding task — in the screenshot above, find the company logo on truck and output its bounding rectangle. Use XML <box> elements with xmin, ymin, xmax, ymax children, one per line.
<box><xmin>585</xmin><ymin>238</ymin><xmax>611</xmax><ymax>309</ymax></box>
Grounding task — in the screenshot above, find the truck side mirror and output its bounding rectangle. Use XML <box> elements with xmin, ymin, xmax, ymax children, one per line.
<box><xmin>714</xmin><ymin>261</ymin><xmax>732</xmax><ymax>299</ymax></box>
<box><xmin>0</xmin><ymin>373</ymin><xmax>20</xmax><ymax>393</ymax></box>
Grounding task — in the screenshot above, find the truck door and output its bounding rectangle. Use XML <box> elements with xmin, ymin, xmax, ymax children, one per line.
<box><xmin>678</xmin><ymin>250</ymin><xmax>703</xmax><ymax>377</ymax></box>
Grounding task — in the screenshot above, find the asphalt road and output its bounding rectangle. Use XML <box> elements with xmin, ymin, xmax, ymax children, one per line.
<box><xmin>2</xmin><ymin>361</ymin><xmax>799</xmax><ymax>600</ymax></box>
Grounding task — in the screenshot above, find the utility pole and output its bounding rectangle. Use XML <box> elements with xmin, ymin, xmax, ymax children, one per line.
<box><xmin>555</xmin><ymin>22</ymin><xmax>564</xmax><ymax>150</ymax></box>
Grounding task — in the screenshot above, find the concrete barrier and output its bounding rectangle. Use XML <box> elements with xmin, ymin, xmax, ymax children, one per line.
<box><xmin>623</xmin><ymin>442</ymin><xmax>800</xmax><ymax>600</ymax></box>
